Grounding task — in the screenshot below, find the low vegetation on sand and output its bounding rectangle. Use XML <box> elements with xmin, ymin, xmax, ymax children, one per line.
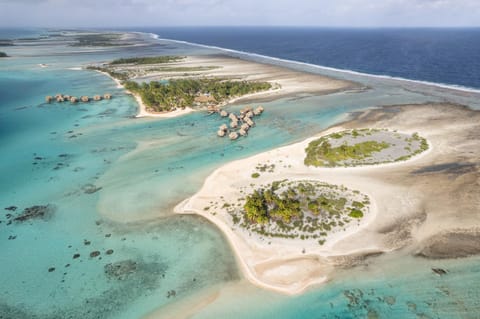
<box><xmin>70</xmin><ymin>33</ymin><xmax>124</xmax><ymax>47</ymax></box>
<box><xmin>124</xmin><ymin>78</ymin><xmax>272</xmax><ymax>112</ymax></box>
<box><xmin>305</xmin><ymin>128</ymin><xmax>429</xmax><ymax>167</ymax></box>
<box><xmin>222</xmin><ymin>180</ymin><xmax>369</xmax><ymax>244</ymax></box>
<box><xmin>0</xmin><ymin>51</ymin><xmax>8</xmax><ymax>58</ymax></box>
<box><xmin>109</xmin><ymin>56</ymin><xmax>184</xmax><ymax>65</ymax></box>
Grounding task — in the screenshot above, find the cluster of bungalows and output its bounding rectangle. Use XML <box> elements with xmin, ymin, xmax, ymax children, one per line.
<box><xmin>45</xmin><ymin>93</ymin><xmax>112</xmax><ymax>104</ymax></box>
<box><xmin>217</xmin><ymin>106</ymin><xmax>264</xmax><ymax>140</ymax></box>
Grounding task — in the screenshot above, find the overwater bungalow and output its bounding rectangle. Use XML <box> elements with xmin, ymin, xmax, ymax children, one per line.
<box><xmin>240</xmin><ymin>106</ymin><xmax>252</xmax><ymax>114</ymax></box>
<box><xmin>245</xmin><ymin>117</ymin><xmax>254</xmax><ymax>127</ymax></box>
<box><xmin>228</xmin><ymin>113</ymin><xmax>238</xmax><ymax>121</ymax></box>
<box><xmin>254</xmin><ymin>106</ymin><xmax>264</xmax><ymax>115</ymax></box>
<box><xmin>81</xmin><ymin>96</ymin><xmax>90</xmax><ymax>102</ymax></box>
<box><xmin>104</xmin><ymin>93</ymin><xmax>112</xmax><ymax>99</ymax></box>
<box><xmin>229</xmin><ymin>132</ymin><xmax>239</xmax><ymax>140</ymax></box>
<box><xmin>45</xmin><ymin>96</ymin><xmax>53</xmax><ymax>103</ymax></box>
<box><xmin>93</xmin><ymin>95</ymin><xmax>102</xmax><ymax>101</ymax></box>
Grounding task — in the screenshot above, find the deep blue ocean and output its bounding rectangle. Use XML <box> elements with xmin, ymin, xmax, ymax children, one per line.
<box><xmin>131</xmin><ymin>27</ymin><xmax>480</xmax><ymax>90</ymax></box>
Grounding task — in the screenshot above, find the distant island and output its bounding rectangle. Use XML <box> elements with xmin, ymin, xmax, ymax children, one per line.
<box><xmin>0</xmin><ymin>51</ymin><xmax>8</xmax><ymax>58</ymax></box>
<box><xmin>0</xmin><ymin>39</ymin><xmax>14</xmax><ymax>46</ymax></box>
<box><xmin>70</xmin><ymin>33</ymin><xmax>128</xmax><ymax>47</ymax></box>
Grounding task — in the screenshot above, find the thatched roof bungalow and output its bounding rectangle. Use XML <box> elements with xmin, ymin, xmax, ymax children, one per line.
<box><xmin>245</xmin><ymin>117</ymin><xmax>254</xmax><ymax>127</ymax></box>
<box><xmin>219</xmin><ymin>124</ymin><xmax>228</xmax><ymax>131</ymax></box>
<box><xmin>240</xmin><ymin>106</ymin><xmax>252</xmax><ymax>114</ymax></box>
<box><xmin>81</xmin><ymin>96</ymin><xmax>90</xmax><ymax>102</ymax></box>
<box><xmin>253</xmin><ymin>106</ymin><xmax>264</xmax><ymax>115</ymax></box>
<box><xmin>229</xmin><ymin>132</ymin><xmax>239</xmax><ymax>140</ymax></box>
<box><xmin>195</xmin><ymin>94</ymin><xmax>216</xmax><ymax>104</ymax></box>
<box><xmin>228</xmin><ymin>113</ymin><xmax>238</xmax><ymax>121</ymax></box>
<box><xmin>220</xmin><ymin>110</ymin><xmax>228</xmax><ymax>117</ymax></box>
<box><xmin>217</xmin><ymin>130</ymin><xmax>226</xmax><ymax>137</ymax></box>
<box><xmin>45</xmin><ymin>96</ymin><xmax>53</xmax><ymax>103</ymax></box>
<box><xmin>104</xmin><ymin>93</ymin><xmax>112</xmax><ymax>100</ymax></box>
<box><xmin>70</xmin><ymin>97</ymin><xmax>78</xmax><ymax>103</ymax></box>
<box><xmin>93</xmin><ymin>95</ymin><xmax>102</xmax><ymax>101</ymax></box>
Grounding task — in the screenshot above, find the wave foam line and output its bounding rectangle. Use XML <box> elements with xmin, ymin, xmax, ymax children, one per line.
<box><xmin>145</xmin><ymin>32</ymin><xmax>480</xmax><ymax>94</ymax></box>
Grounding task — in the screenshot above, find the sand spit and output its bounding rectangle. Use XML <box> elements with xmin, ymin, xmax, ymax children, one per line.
<box><xmin>175</xmin><ymin>102</ymin><xmax>480</xmax><ymax>294</ymax></box>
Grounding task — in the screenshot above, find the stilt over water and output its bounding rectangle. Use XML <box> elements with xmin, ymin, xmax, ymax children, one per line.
<box><xmin>45</xmin><ymin>93</ymin><xmax>112</xmax><ymax>104</ymax></box>
<box><xmin>217</xmin><ymin>105</ymin><xmax>264</xmax><ymax>140</ymax></box>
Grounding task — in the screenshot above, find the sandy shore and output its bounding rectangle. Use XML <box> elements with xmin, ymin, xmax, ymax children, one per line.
<box><xmin>93</xmin><ymin>69</ymin><xmax>195</xmax><ymax>118</ymax></box>
<box><xmin>133</xmin><ymin>93</ymin><xmax>195</xmax><ymax>119</ymax></box>
<box><xmin>175</xmin><ymin>102</ymin><xmax>480</xmax><ymax>295</ymax></box>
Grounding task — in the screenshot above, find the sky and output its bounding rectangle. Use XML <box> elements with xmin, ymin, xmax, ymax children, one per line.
<box><xmin>0</xmin><ymin>0</ymin><xmax>479</xmax><ymax>28</ymax></box>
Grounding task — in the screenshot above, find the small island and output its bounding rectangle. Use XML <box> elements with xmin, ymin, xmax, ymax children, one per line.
<box><xmin>225</xmin><ymin>180</ymin><xmax>369</xmax><ymax>244</ymax></box>
<box><xmin>0</xmin><ymin>51</ymin><xmax>8</xmax><ymax>58</ymax></box>
<box><xmin>305</xmin><ymin>129</ymin><xmax>429</xmax><ymax>167</ymax></box>
<box><xmin>86</xmin><ymin>54</ymin><xmax>356</xmax><ymax>119</ymax></box>
<box><xmin>70</xmin><ymin>33</ymin><xmax>128</xmax><ymax>47</ymax></box>
<box><xmin>124</xmin><ymin>78</ymin><xmax>271</xmax><ymax>112</ymax></box>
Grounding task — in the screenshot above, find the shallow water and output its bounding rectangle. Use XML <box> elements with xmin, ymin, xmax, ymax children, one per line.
<box><xmin>192</xmin><ymin>254</ymin><xmax>480</xmax><ymax>319</ymax></box>
<box><xmin>1</xmin><ymin>29</ymin><xmax>480</xmax><ymax>318</ymax></box>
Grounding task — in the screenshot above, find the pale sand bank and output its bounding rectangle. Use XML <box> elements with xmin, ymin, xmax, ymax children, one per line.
<box><xmin>175</xmin><ymin>102</ymin><xmax>480</xmax><ymax>295</ymax></box>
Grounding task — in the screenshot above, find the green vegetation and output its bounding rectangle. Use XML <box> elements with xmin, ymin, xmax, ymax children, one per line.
<box><xmin>255</xmin><ymin>163</ymin><xmax>275</xmax><ymax>173</ymax></box>
<box><xmin>0</xmin><ymin>52</ymin><xmax>8</xmax><ymax>58</ymax></box>
<box><xmin>225</xmin><ymin>180</ymin><xmax>369</xmax><ymax>242</ymax></box>
<box><xmin>251</xmin><ymin>173</ymin><xmax>260</xmax><ymax>179</ymax></box>
<box><xmin>124</xmin><ymin>78</ymin><xmax>271</xmax><ymax>112</ymax></box>
<box><xmin>110</xmin><ymin>56</ymin><xmax>184</xmax><ymax>65</ymax></box>
<box><xmin>146</xmin><ymin>66</ymin><xmax>218</xmax><ymax>72</ymax></box>
<box><xmin>305</xmin><ymin>139</ymin><xmax>390</xmax><ymax>167</ymax></box>
<box><xmin>304</xmin><ymin>129</ymin><xmax>429</xmax><ymax>167</ymax></box>
<box><xmin>70</xmin><ymin>34</ymin><xmax>124</xmax><ymax>47</ymax></box>
<box><xmin>86</xmin><ymin>66</ymin><xmax>129</xmax><ymax>81</ymax></box>
<box><xmin>349</xmin><ymin>209</ymin><xmax>364</xmax><ymax>218</ymax></box>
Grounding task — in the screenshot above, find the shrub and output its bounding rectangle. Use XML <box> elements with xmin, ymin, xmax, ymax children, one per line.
<box><xmin>349</xmin><ymin>209</ymin><xmax>364</xmax><ymax>218</ymax></box>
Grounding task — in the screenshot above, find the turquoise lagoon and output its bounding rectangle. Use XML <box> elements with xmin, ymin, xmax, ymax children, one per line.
<box><xmin>1</xmin><ymin>30</ymin><xmax>479</xmax><ymax>318</ymax></box>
